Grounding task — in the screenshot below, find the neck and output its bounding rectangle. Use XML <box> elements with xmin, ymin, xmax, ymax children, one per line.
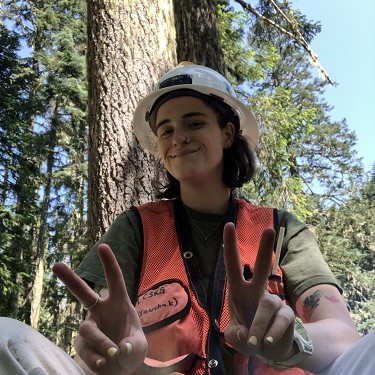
<box><xmin>180</xmin><ymin>183</ymin><xmax>231</xmax><ymax>214</ymax></box>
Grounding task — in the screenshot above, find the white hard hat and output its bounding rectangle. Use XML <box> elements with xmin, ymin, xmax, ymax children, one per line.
<box><xmin>133</xmin><ymin>62</ymin><xmax>259</xmax><ymax>154</ymax></box>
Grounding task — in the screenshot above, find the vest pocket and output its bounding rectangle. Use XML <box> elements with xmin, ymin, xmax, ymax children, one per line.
<box><xmin>135</xmin><ymin>280</ymin><xmax>203</xmax><ymax>374</ymax></box>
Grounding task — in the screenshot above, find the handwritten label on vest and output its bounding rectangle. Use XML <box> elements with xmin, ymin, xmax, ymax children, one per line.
<box><xmin>136</xmin><ymin>281</ymin><xmax>190</xmax><ymax>331</ymax></box>
<box><xmin>138</xmin><ymin>297</ymin><xmax>178</xmax><ymax>318</ymax></box>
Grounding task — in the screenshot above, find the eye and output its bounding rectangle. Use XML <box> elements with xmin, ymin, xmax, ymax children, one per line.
<box><xmin>189</xmin><ymin>121</ymin><xmax>204</xmax><ymax>129</ymax></box>
<box><xmin>157</xmin><ymin>127</ymin><xmax>173</xmax><ymax>139</ymax></box>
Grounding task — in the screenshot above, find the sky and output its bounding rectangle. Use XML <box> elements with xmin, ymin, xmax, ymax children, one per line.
<box><xmin>293</xmin><ymin>0</ymin><xmax>375</xmax><ymax>173</ymax></box>
<box><xmin>13</xmin><ymin>2</ymin><xmax>374</xmax><ymax>172</ymax></box>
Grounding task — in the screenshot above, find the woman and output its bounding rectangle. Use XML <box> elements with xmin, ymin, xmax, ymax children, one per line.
<box><xmin>51</xmin><ymin>63</ymin><xmax>360</xmax><ymax>374</ymax></box>
<box><xmin>0</xmin><ymin>63</ymin><xmax>373</xmax><ymax>375</ymax></box>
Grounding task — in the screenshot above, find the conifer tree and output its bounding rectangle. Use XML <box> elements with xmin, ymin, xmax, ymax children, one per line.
<box><xmin>1</xmin><ymin>0</ymin><xmax>373</xmax><ymax>347</ymax></box>
<box><xmin>0</xmin><ymin>0</ymin><xmax>87</xmax><ymax>340</ymax></box>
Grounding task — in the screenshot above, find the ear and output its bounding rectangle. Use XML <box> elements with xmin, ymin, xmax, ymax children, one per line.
<box><xmin>223</xmin><ymin>122</ymin><xmax>235</xmax><ymax>149</ymax></box>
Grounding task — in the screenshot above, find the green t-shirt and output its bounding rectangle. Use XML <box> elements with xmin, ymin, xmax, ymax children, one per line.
<box><xmin>76</xmin><ymin>204</ymin><xmax>339</xmax><ymax>308</ymax></box>
<box><xmin>75</xmin><ymin>202</ymin><xmax>340</xmax><ymax>373</ymax></box>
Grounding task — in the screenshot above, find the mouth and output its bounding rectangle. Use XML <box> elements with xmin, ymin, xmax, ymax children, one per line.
<box><xmin>170</xmin><ymin>149</ymin><xmax>199</xmax><ymax>158</ymax></box>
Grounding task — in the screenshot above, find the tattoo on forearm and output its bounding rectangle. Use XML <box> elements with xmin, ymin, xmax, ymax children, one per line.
<box><xmin>302</xmin><ymin>290</ymin><xmax>341</xmax><ymax>321</ymax></box>
<box><xmin>303</xmin><ymin>290</ymin><xmax>323</xmax><ymax>321</ymax></box>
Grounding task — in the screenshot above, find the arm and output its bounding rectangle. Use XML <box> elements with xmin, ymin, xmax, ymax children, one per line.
<box><xmin>294</xmin><ymin>284</ymin><xmax>360</xmax><ymax>372</ymax></box>
<box><xmin>222</xmin><ymin>223</ymin><xmax>360</xmax><ymax>373</ymax></box>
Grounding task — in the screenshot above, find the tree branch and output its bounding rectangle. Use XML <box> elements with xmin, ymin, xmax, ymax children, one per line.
<box><xmin>234</xmin><ymin>0</ymin><xmax>335</xmax><ymax>85</ymax></box>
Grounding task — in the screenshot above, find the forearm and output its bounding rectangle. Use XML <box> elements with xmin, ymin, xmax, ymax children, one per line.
<box><xmin>288</xmin><ymin>284</ymin><xmax>360</xmax><ymax>372</ymax></box>
<box><xmin>299</xmin><ymin>318</ymin><xmax>360</xmax><ymax>373</ymax></box>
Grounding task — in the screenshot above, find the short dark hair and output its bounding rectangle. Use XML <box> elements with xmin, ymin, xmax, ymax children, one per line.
<box><xmin>153</xmin><ymin>99</ymin><xmax>256</xmax><ymax>199</ymax></box>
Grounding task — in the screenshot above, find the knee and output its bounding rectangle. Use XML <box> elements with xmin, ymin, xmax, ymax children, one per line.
<box><xmin>0</xmin><ymin>317</ymin><xmax>35</xmax><ymax>343</ymax></box>
<box><xmin>361</xmin><ymin>331</ymin><xmax>375</xmax><ymax>347</ymax></box>
<box><xmin>342</xmin><ymin>331</ymin><xmax>375</xmax><ymax>365</ymax></box>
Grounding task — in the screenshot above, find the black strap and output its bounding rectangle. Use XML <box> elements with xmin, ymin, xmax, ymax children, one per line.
<box><xmin>174</xmin><ymin>195</ymin><xmax>237</xmax><ymax>374</ymax></box>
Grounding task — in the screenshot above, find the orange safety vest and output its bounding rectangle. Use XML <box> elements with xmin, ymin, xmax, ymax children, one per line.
<box><xmin>133</xmin><ymin>198</ymin><xmax>313</xmax><ymax>375</ymax></box>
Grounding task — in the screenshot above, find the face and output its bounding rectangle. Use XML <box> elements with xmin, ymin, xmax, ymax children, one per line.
<box><xmin>155</xmin><ymin>96</ymin><xmax>234</xmax><ymax>186</ymax></box>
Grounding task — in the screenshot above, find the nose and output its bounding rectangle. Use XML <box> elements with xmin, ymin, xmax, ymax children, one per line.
<box><xmin>172</xmin><ymin>128</ymin><xmax>189</xmax><ymax>146</ymax></box>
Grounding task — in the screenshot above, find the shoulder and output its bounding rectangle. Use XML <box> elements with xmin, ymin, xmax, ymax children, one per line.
<box><xmin>104</xmin><ymin>209</ymin><xmax>141</xmax><ymax>237</ymax></box>
<box><xmin>236</xmin><ymin>198</ymin><xmax>276</xmax><ymax>214</ymax></box>
<box><xmin>135</xmin><ymin>199</ymin><xmax>175</xmax><ymax>219</ymax></box>
<box><xmin>276</xmin><ymin>210</ymin><xmax>311</xmax><ymax>241</ymax></box>
<box><xmin>136</xmin><ymin>199</ymin><xmax>174</xmax><ymax>211</ymax></box>
<box><xmin>110</xmin><ymin>200</ymin><xmax>173</xmax><ymax>229</ymax></box>
<box><xmin>277</xmin><ymin>209</ymin><xmax>306</xmax><ymax>227</ymax></box>
<box><xmin>236</xmin><ymin>198</ymin><xmax>309</xmax><ymax>234</ymax></box>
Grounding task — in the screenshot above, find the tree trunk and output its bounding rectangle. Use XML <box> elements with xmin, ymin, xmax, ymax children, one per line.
<box><xmin>87</xmin><ymin>0</ymin><xmax>177</xmax><ymax>247</ymax></box>
<box><xmin>8</xmin><ymin>41</ymin><xmax>42</xmax><ymax>323</ymax></box>
<box><xmin>173</xmin><ymin>0</ymin><xmax>225</xmax><ymax>74</ymax></box>
<box><xmin>29</xmin><ymin>114</ymin><xmax>56</xmax><ymax>328</ymax></box>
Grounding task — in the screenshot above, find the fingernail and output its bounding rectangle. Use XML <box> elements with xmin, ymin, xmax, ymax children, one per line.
<box><xmin>248</xmin><ymin>335</ymin><xmax>257</xmax><ymax>346</ymax></box>
<box><xmin>266</xmin><ymin>336</ymin><xmax>274</xmax><ymax>344</ymax></box>
<box><xmin>107</xmin><ymin>347</ymin><xmax>118</xmax><ymax>357</ymax></box>
<box><xmin>96</xmin><ymin>359</ymin><xmax>103</xmax><ymax>367</ymax></box>
<box><xmin>125</xmin><ymin>342</ymin><xmax>133</xmax><ymax>355</ymax></box>
<box><xmin>236</xmin><ymin>329</ymin><xmax>242</xmax><ymax>342</ymax></box>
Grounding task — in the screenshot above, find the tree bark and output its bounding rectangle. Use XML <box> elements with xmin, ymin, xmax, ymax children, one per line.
<box><xmin>173</xmin><ymin>0</ymin><xmax>225</xmax><ymax>74</ymax></box>
<box><xmin>87</xmin><ymin>0</ymin><xmax>177</xmax><ymax>247</ymax></box>
<box><xmin>29</xmin><ymin>111</ymin><xmax>56</xmax><ymax>329</ymax></box>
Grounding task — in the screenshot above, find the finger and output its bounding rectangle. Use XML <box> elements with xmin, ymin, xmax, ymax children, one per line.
<box><xmin>117</xmin><ymin>332</ymin><xmax>148</xmax><ymax>371</ymax></box>
<box><xmin>223</xmin><ymin>222</ymin><xmax>244</xmax><ymax>285</ymax></box>
<box><xmin>251</xmin><ymin>228</ymin><xmax>276</xmax><ymax>288</ymax></box>
<box><xmin>224</xmin><ymin>324</ymin><xmax>252</xmax><ymax>355</ymax></box>
<box><xmin>247</xmin><ymin>294</ymin><xmax>283</xmax><ymax>348</ymax></box>
<box><xmin>79</xmin><ymin>319</ymin><xmax>119</xmax><ymax>359</ymax></box>
<box><xmin>261</xmin><ymin>306</ymin><xmax>294</xmax><ymax>347</ymax></box>
<box><xmin>97</xmin><ymin>244</ymin><xmax>128</xmax><ymax>301</ymax></box>
<box><xmin>52</xmin><ymin>262</ymin><xmax>98</xmax><ymax>308</ymax></box>
<box><xmin>75</xmin><ymin>332</ymin><xmax>109</xmax><ymax>372</ymax></box>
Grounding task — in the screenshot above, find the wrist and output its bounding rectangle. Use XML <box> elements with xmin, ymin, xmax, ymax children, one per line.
<box><xmin>287</xmin><ymin>338</ymin><xmax>301</xmax><ymax>359</ymax></box>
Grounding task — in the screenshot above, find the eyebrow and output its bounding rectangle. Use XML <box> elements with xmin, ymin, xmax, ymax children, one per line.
<box><xmin>156</xmin><ymin>112</ymin><xmax>208</xmax><ymax>129</ymax></box>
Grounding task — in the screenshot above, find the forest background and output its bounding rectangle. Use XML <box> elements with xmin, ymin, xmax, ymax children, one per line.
<box><xmin>0</xmin><ymin>0</ymin><xmax>374</xmax><ymax>354</ymax></box>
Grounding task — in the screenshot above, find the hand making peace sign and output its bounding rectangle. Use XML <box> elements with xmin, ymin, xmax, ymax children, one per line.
<box><xmin>223</xmin><ymin>223</ymin><xmax>296</xmax><ymax>363</ymax></box>
<box><xmin>52</xmin><ymin>244</ymin><xmax>147</xmax><ymax>375</ymax></box>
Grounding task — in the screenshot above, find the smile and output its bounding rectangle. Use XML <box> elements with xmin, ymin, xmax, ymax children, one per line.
<box><xmin>171</xmin><ymin>149</ymin><xmax>199</xmax><ymax>158</ymax></box>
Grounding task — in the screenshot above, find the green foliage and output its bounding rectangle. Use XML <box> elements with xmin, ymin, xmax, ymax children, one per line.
<box><xmin>0</xmin><ymin>0</ymin><xmax>88</xmax><ymax>347</ymax></box>
<box><xmin>218</xmin><ymin>3</ymin><xmax>260</xmax><ymax>84</ymax></box>
<box><xmin>242</xmin><ymin>85</ymin><xmax>317</xmax><ymax>218</ymax></box>
<box><xmin>0</xmin><ymin>0</ymin><xmax>373</xmax><ymax>349</ymax></box>
<box><xmin>312</xmin><ymin>177</ymin><xmax>375</xmax><ymax>333</ymax></box>
<box><xmin>0</xmin><ymin>22</ymin><xmax>38</xmax><ymax>319</ymax></box>
<box><xmin>219</xmin><ymin>0</ymin><xmax>373</xmax><ymax>333</ymax></box>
